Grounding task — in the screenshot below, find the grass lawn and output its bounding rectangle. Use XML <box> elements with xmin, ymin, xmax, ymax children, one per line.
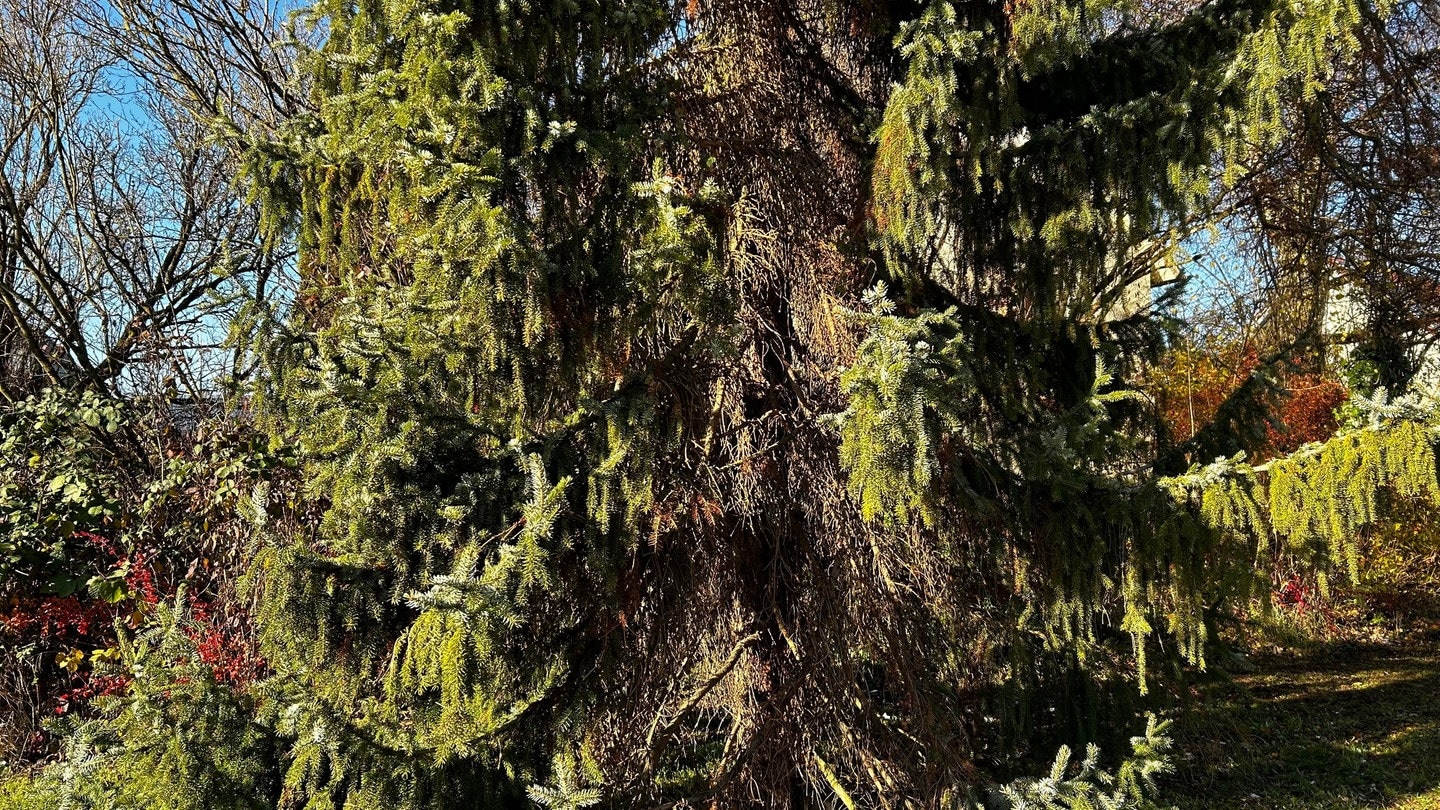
<box><xmin>1164</xmin><ymin>628</ymin><xmax>1440</xmax><ymax>809</ymax></box>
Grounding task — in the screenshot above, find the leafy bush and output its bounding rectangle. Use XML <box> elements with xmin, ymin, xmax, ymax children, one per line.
<box><xmin>0</xmin><ymin>391</ymin><xmax>128</xmax><ymax>596</ymax></box>
<box><xmin>0</xmin><ymin>389</ymin><xmax>284</xmax><ymax>764</ymax></box>
<box><xmin>1354</xmin><ymin>495</ymin><xmax>1440</xmax><ymax>624</ymax></box>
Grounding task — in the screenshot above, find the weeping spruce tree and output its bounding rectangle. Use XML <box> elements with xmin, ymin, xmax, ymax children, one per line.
<box><xmin>8</xmin><ymin>0</ymin><xmax>1440</xmax><ymax>808</ymax></box>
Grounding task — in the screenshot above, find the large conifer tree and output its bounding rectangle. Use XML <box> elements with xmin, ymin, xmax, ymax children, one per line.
<box><xmin>7</xmin><ymin>1</ymin><xmax>1439</xmax><ymax>809</ymax></box>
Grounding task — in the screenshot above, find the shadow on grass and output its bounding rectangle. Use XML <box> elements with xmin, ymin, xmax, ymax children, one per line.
<box><xmin>1164</xmin><ymin>640</ymin><xmax>1440</xmax><ymax>809</ymax></box>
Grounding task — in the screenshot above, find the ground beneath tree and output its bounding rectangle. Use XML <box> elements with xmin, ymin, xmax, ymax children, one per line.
<box><xmin>1166</xmin><ymin>628</ymin><xmax>1440</xmax><ymax>809</ymax></box>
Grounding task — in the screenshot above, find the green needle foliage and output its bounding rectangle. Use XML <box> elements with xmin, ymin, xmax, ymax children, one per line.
<box><xmin>234</xmin><ymin>1</ymin><xmax>742</xmax><ymax>806</ymax></box>
<box><xmin>3</xmin><ymin>599</ymin><xmax>276</xmax><ymax>810</ymax></box>
<box><xmin>3</xmin><ymin>0</ymin><xmax>1436</xmax><ymax>809</ymax></box>
<box><xmin>238</xmin><ymin>1</ymin><xmax>733</xmax><ymax>806</ymax></box>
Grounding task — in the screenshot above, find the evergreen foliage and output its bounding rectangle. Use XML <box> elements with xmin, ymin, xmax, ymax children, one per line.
<box><xmin>2</xmin><ymin>599</ymin><xmax>276</xmax><ymax>810</ymax></box>
<box><xmin>238</xmin><ymin>0</ymin><xmax>732</xmax><ymax>805</ymax></box>
<box><xmin>3</xmin><ymin>0</ymin><xmax>1437</xmax><ymax>808</ymax></box>
<box><xmin>981</xmin><ymin>714</ymin><xmax>1172</xmax><ymax>810</ymax></box>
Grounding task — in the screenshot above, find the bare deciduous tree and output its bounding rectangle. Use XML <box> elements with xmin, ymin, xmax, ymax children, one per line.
<box><xmin>1183</xmin><ymin>0</ymin><xmax>1440</xmax><ymax>389</ymax></box>
<box><xmin>0</xmin><ymin>0</ymin><xmax>300</xmax><ymax>403</ymax></box>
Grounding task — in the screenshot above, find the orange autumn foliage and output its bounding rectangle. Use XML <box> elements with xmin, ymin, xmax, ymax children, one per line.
<box><xmin>1149</xmin><ymin>344</ymin><xmax>1348</xmax><ymax>461</ymax></box>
